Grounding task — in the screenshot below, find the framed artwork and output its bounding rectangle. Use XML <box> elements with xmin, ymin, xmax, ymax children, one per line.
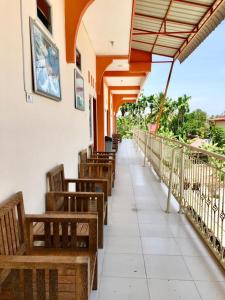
<box><xmin>75</xmin><ymin>69</ymin><xmax>85</xmax><ymax>111</ymax></box>
<box><xmin>30</xmin><ymin>18</ymin><xmax>61</xmax><ymax>101</ymax></box>
<box><xmin>76</xmin><ymin>49</ymin><xmax>82</xmax><ymax>71</ymax></box>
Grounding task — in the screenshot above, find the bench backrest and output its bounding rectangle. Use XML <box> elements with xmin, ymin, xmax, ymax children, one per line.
<box><xmin>47</xmin><ymin>164</ymin><xmax>66</xmax><ymax>192</ymax></box>
<box><xmin>0</xmin><ymin>192</ymin><xmax>26</xmax><ymax>256</ymax></box>
<box><xmin>0</xmin><ymin>256</ymin><xmax>89</xmax><ymax>300</ymax></box>
<box><xmin>79</xmin><ymin>149</ymin><xmax>88</xmax><ymax>163</ymax></box>
<box><xmin>46</xmin><ymin>191</ymin><xmax>104</xmax><ymax>213</ymax></box>
<box><xmin>26</xmin><ymin>212</ymin><xmax>98</xmax><ymax>253</ymax></box>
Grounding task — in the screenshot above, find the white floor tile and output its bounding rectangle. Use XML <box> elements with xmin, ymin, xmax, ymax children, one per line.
<box><xmin>148</xmin><ymin>279</ymin><xmax>201</xmax><ymax>300</ymax></box>
<box><xmin>109</xmin><ymin>212</ymin><xmax>138</xmax><ymax>224</ymax></box>
<box><xmin>142</xmin><ymin>237</ymin><xmax>181</xmax><ymax>255</ymax></box>
<box><xmin>195</xmin><ymin>281</ymin><xmax>225</xmax><ymax>300</ymax></box>
<box><xmin>140</xmin><ymin>224</ymin><xmax>174</xmax><ymax>238</ymax></box>
<box><xmin>183</xmin><ymin>256</ymin><xmax>225</xmax><ymax>281</ymax></box>
<box><xmin>175</xmin><ymin>237</ymin><xmax>211</xmax><ymax>257</ymax></box>
<box><xmin>106</xmin><ymin>237</ymin><xmax>142</xmax><ymax>254</ymax></box>
<box><xmin>102</xmin><ymin>254</ymin><xmax>146</xmax><ymax>278</ymax></box>
<box><xmin>144</xmin><ymin>255</ymin><xmax>192</xmax><ymax>280</ymax></box>
<box><xmin>138</xmin><ymin>211</ymin><xmax>167</xmax><ymax>225</ymax></box>
<box><xmin>98</xmin><ymin>277</ymin><xmax>150</xmax><ymax>300</ymax></box>
<box><xmin>105</xmin><ymin>223</ymin><xmax>140</xmax><ymax>237</ymax></box>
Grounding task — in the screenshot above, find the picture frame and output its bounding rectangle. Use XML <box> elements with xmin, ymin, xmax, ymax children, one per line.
<box><xmin>30</xmin><ymin>18</ymin><xmax>61</xmax><ymax>101</ymax></box>
<box><xmin>76</xmin><ymin>48</ymin><xmax>82</xmax><ymax>71</ymax></box>
<box><xmin>74</xmin><ymin>69</ymin><xmax>85</xmax><ymax>111</ymax></box>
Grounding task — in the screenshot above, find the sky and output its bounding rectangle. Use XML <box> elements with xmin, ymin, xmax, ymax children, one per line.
<box><xmin>143</xmin><ymin>20</ymin><xmax>225</xmax><ymax>116</ymax></box>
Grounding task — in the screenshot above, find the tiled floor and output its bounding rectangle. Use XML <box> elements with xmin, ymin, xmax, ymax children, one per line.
<box><xmin>91</xmin><ymin>140</ymin><xmax>225</xmax><ymax>300</ymax></box>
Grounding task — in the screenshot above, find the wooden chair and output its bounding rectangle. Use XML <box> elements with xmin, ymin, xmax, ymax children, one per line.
<box><xmin>0</xmin><ymin>192</ymin><xmax>98</xmax><ymax>300</ymax></box>
<box><xmin>47</xmin><ymin>164</ymin><xmax>108</xmax><ymax>248</ymax></box>
<box><xmin>80</xmin><ymin>149</ymin><xmax>116</xmax><ymax>183</ymax></box>
<box><xmin>78</xmin><ymin>150</ymin><xmax>113</xmax><ymax>195</ymax></box>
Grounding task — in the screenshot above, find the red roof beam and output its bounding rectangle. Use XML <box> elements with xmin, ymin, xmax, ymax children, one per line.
<box><xmin>133</xmin><ymin>29</ymin><xmax>198</xmax><ymax>36</ymax></box>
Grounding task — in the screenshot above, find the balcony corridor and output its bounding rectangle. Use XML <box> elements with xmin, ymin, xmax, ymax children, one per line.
<box><xmin>93</xmin><ymin>139</ymin><xmax>225</xmax><ymax>300</ymax></box>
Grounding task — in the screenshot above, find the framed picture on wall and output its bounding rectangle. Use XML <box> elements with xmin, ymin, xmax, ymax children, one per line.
<box><xmin>74</xmin><ymin>69</ymin><xmax>85</xmax><ymax>111</ymax></box>
<box><xmin>30</xmin><ymin>18</ymin><xmax>61</xmax><ymax>101</ymax></box>
<box><xmin>76</xmin><ymin>49</ymin><xmax>82</xmax><ymax>71</ymax></box>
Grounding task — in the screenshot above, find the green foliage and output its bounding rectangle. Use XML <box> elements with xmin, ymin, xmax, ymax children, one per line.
<box><xmin>183</xmin><ymin>109</ymin><xmax>208</xmax><ymax>138</ymax></box>
<box><xmin>209</xmin><ymin>125</ymin><xmax>225</xmax><ymax>147</ymax></box>
<box><xmin>117</xmin><ymin>93</ymin><xmax>225</xmax><ymax>152</ymax></box>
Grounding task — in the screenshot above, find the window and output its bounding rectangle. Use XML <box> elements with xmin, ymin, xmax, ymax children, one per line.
<box><xmin>76</xmin><ymin>49</ymin><xmax>82</xmax><ymax>71</ymax></box>
<box><xmin>37</xmin><ymin>0</ymin><xmax>52</xmax><ymax>33</ymax></box>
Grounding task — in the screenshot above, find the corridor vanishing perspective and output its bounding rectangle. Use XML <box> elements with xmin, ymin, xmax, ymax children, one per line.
<box><xmin>94</xmin><ymin>140</ymin><xmax>225</xmax><ymax>300</ymax></box>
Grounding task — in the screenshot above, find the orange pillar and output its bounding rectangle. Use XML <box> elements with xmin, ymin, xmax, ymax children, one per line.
<box><xmin>65</xmin><ymin>0</ymin><xmax>94</xmax><ymax>63</ymax></box>
<box><xmin>97</xmin><ymin>81</ymin><xmax>105</xmax><ymax>151</ymax></box>
<box><xmin>107</xmin><ymin>90</ymin><xmax>111</xmax><ymax>136</ymax></box>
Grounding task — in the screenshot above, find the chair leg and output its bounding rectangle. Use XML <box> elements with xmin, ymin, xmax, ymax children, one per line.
<box><xmin>93</xmin><ymin>258</ymin><xmax>98</xmax><ymax>290</ymax></box>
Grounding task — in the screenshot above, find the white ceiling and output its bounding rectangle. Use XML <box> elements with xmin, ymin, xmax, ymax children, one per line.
<box><xmin>111</xmin><ymin>90</ymin><xmax>139</xmax><ymax>95</ymax></box>
<box><xmin>105</xmin><ymin>76</ymin><xmax>144</xmax><ymax>87</ymax></box>
<box><xmin>83</xmin><ymin>0</ymin><xmax>133</xmax><ymax>55</ymax></box>
<box><xmin>106</xmin><ymin>59</ymin><xmax>130</xmax><ymax>71</ymax></box>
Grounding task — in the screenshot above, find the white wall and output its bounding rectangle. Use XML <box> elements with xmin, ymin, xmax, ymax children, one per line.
<box><xmin>0</xmin><ymin>0</ymin><xmax>96</xmax><ymax>212</ymax></box>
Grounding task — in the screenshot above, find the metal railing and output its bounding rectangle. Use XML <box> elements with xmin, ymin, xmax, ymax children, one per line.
<box><xmin>133</xmin><ymin>128</ymin><xmax>225</xmax><ymax>270</ymax></box>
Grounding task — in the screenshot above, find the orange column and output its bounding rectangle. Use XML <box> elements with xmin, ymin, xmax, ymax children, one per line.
<box><xmin>107</xmin><ymin>89</ymin><xmax>111</xmax><ymax>136</ymax></box>
<box><xmin>97</xmin><ymin>81</ymin><xmax>105</xmax><ymax>151</ymax></box>
<box><xmin>65</xmin><ymin>0</ymin><xmax>94</xmax><ymax>63</ymax></box>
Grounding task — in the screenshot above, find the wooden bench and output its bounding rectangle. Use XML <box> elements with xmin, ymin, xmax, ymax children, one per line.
<box><xmin>80</xmin><ymin>149</ymin><xmax>116</xmax><ymax>184</ymax></box>
<box><xmin>0</xmin><ymin>192</ymin><xmax>98</xmax><ymax>300</ymax></box>
<box><xmin>79</xmin><ymin>150</ymin><xmax>115</xmax><ymax>190</ymax></box>
<box><xmin>47</xmin><ymin>164</ymin><xmax>108</xmax><ymax>248</ymax></box>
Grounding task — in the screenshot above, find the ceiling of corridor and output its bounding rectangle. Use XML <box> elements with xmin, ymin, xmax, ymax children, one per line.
<box><xmin>83</xmin><ymin>0</ymin><xmax>133</xmax><ymax>55</ymax></box>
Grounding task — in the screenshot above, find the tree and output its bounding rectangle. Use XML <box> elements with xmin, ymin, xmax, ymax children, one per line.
<box><xmin>183</xmin><ymin>109</ymin><xmax>208</xmax><ymax>138</ymax></box>
<box><xmin>209</xmin><ymin>125</ymin><xmax>225</xmax><ymax>147</ymax></box>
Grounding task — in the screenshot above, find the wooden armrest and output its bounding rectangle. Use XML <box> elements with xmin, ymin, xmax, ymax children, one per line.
<box><xmin>64</xmin><ymin>178</ymin><xmax>108</xmax><ymax>184</ymax></box>
<box><xmin>0</xmin><ymin>255</ymin><xmax>89</xmax><ymax>269</ymax></box>
<box><xmin>25</xmin><ymin>213</ymin><xmax>98</xmax><ymax>223</ymax></box>
<box><xmin>80</xmin><ymin>162</ymin><xmax>112</xmax><ymax>167</ymax></box>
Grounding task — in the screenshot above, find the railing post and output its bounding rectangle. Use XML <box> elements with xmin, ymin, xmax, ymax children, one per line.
<box><xmin>179</xmin><ymin>146</ymin><xmax>185</xmax><ymax>213</ymax></box>
<box><xmin>166</xmin><ymin>147</ymin><xmax>176</xmax><ymax>213</ymax></box>
<box><xmin>159</xmin><ymin>137</ymin><xmax>163</xmax><ymax>182</ymax></box>
<box><xmin>143</xmin><ymin>132</ymin><xmax>149</xmax><ymax>167</ymax></box>
<box><xmin>137</xmin><ymin>130</ymin><xmax>140</xmax><ymax>151</ymax></box>
<box><xmin>149</xmin><ymin>133</ymin><xmax>153</xmax><ymax>166</ymax></box>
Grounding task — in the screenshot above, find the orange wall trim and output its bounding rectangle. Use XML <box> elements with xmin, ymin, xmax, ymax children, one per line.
<box><xmin>129</xmin><ymin>49</ymin><xmax>152</xmax><ymax>73</ymax></box>
<box><xmin>97</xmin><ymin>81</ymin><xmax>105</xmax><ymax>151</ymax></box>
<box><xmin>109</xmin><ymin>86</ymin><xmax>140</xmax><ymax>91</ymax></box>
<box><xmin>65</xmin><ymin>0</ymin><xmax>94</xmax><ymax>63</ymax></box>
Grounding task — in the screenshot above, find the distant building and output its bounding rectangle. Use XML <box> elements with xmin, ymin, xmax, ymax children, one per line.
<box><xmin>209</xmin><ymin>117</ymin><xmax>225</xmax><ymax>130</ymax></box>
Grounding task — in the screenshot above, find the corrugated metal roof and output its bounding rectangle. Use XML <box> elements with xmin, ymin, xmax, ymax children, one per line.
<box><xmin>131</xmin><ymin>0</ymin><xmax>225</xmax><ymax>62</ymax></box>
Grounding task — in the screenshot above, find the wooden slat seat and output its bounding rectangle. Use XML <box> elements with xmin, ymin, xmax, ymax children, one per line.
<box><xmin>47</xmin><ymin>165</ymin><xmax>108</xmax><ymax>248</ymax></box>
<box><xmin>0</xmin><ymin>193</ymin><xmax>98</xmax><ymax>300</ymax></box>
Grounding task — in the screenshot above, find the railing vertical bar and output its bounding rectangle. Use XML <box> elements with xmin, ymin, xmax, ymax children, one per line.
<box><xmin>166</xmin><ymin>147</ymin><xmax>176</xmax><ymax>213</ymax></box>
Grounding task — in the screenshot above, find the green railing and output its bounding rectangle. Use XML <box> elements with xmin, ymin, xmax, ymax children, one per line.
<box><xmin>133</xmin><ymin>128</ymin><xmax>225</xmax><ymax>270</ymax></box>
